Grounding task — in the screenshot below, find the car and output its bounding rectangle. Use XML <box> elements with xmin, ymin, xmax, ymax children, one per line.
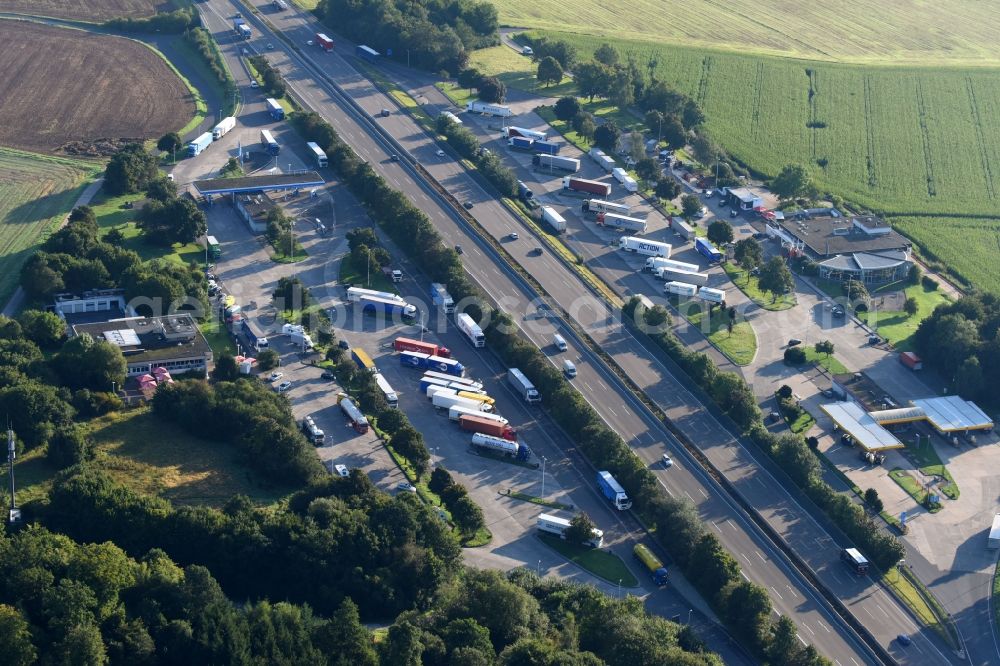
<box><xmin>334</xmin><ymin>464</ymin><xmax>349</xmax><ymax>478</ymax></box>
<box><xmin>703</xmin><ymin>189</ymin><xmax>714</xmax><ymax>197</ymax></box>
<box><xmin>397</xmin><ymin>481</ymin><xmax>417</xmax><ymax>493</ymax></box>
<box><xmin>167</xmin><ymin>173</ymin><xmax>174</xmax><ymax>181</ymax></box>
<box><xmin>390</xmin><ymin>154</ymin><xmax>400</xmax><ymax>161</ymax></box>
<box><xmin>338</xmin><ymin>339</ymin><xmax>350</xmax><ymax>350</ymax></box>
<box><xmin>532</xmin><ymin>246</ymin><xmax>543</xmax><ymax>255</ymax></box>
<box><xmin>266</xmin><ymin>43</ymin><xmax>274</xmax><ymax>50</ymax></box>
<box><xmin>896</xmin><ymin>634</ymin><xmax>912</xmax><ymax>647</ymax></box>
<box><xmin>205</xmin><ymin>272</ymin><xmax>217</xmax><ymax>280</ymax></box>
<box><xmin>307</xmin><ymin>40</ymin><xmax>314</xmax><ymax>46</ymax></box>
<box><xmin>752</xmin><ymin>231</ymin><xmax>768</xmax><ymax>240</ymax></box>
<box><xmin>235</xmin><ymin>12</ymin><xmax>242</xmax><ymax>17</ymax></box>
<box><xmin>768</xmin><ymin>411</ymin><xmax>781</xmax><ymax>423</ymax></box>
<box><xmin>698</xmin><ymin>206</ymin><xmax>708</xmax><ymax>218</ymax></box>
<box><xmin>380</xmin><ymin>109</ymin><xmax>391</xmax><ymax>117</ymax></box>
<box><xmin>268</xmin><ymin>372</ymin><xmax>284</xmax><ymax>382</ymax></box>
<box><xmin>455</xmin><ymin>245</ymin><xmax>463</xmax><ymax>254</ymax></box>
<box><xmin>435</xmin><ymin>149</ymin><xmax>445</xmax><ymax>157</ymax></box>
<box><xmin>821</xmin><ymin>388</ymin><xmax>836</xmax><ymax>398</ymax></box>
<box><xmin>868</xmin><ymin>334</ymin><xmax>881</xmax><ymax>345</ymax></box>
<box><xmin>463</xmin><ymin>201</ymin><xmax>474</xmax><ymax>209</ymax></box>
<box><xmin>276</xmin><ymin>381</ymin><xmax>292</xmax><ymax>392</ymax></box>
<box><xmin>662</xmin><ymin>454</ymin><xmax>673</xmax><ymax>467</ymax></box>
<box><xmin>508</xmin><ymin>232</ymin><xmax>519</xmax><ymax>240</ymax></box>
<box><xmin>250</xmin><ymin>81</ymin><xmax>259</xmax><ymax>89</ymax></box>
<box><xmin>321</xmin><ymin>370</ymin><xmax>336</xmax><ymax>381</ymax></box>
<box><xmin>787</xmin><ymin>338</ymin><xmax>802</xmax><ymax>347</ymax></box>
<box><xmin>832</xmin><ymin>306</ymin><xmax>845</xmax><ymax>317</ymax></box>
<box><xmin>730</xmin><ymin>209</ymin><xmax>738</xmax><ymax>217</ymax></box>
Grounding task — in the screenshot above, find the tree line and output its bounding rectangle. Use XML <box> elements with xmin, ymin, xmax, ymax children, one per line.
<box><xmin>248</xmin><ymin>55</ymin><xmax>286</xmax><ymax>99</ymax></box>
<box><xmin>435</xmin><ymin>115</ymin><xmax>518</xmax><ymax>198</ymax></box>
<box><xmin>317</xmin><ymin>0</ymin><xmax>499</xmax><ymax>75</ymax></box>
<box><xmin>185</xmin><ymin>27</ymin><xmax>237</xmax><ymax>112</ymax></box>
<box><xmin>104</xmin><ymin>7</ymin><xmax>197</xmax><ymax>33</ymax></box>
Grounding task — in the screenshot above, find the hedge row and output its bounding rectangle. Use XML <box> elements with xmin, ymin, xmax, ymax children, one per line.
<box><xmin>184</xmin><ymin>27</ymin><xmax>236</xmax><ymax>111</ymax></box>
<box><xmin>105</xmin><ymin>7</ymin><xmax>196</xmax><ymax>33</ymax></box>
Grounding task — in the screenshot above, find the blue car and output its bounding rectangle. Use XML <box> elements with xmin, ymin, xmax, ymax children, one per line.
<box><xmin>896</xmin><ymin>634</ymin><xmax>911</xmax><ymax>647</ymax></box>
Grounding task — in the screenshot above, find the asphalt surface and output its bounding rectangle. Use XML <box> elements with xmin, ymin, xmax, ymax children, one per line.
<box><xmin>197</xmin><ymin>2</ymin><xmax>956</xmax><ymax>663</ymax></box>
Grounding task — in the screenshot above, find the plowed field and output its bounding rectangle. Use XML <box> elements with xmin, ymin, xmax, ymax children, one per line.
<box><xmin>0</xmin><ymin>0</ymin><xmax>169</xmax><ymax>22</ymax></box>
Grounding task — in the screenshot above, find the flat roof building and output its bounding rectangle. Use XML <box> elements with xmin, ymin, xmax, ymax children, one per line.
<box><xmin>72</xmin><ymin>314</ymin><xmax>213</xmax><ymax>377</ymax></box>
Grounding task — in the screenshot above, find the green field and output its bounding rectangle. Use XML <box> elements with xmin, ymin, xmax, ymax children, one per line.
<box><xmin>0</xmin><ymin>149</ymin><xmax>98</xmax><ymax>305</ymax></box>
<box><xmin>682</xmin><ymin>301</ymin><xmax>757</xmax><ymax>366</ymax></box>
<box><xmin>91</xmin><ymin>190</ymin><xmax>205</xmax><ymax>265</ymax></box>
<box><xmin>890</xmin><ymin>217</ymin><xmax>1000</xmax><ymax>293</ymax></box>
<box><xmin>863</xmin><ymin>282</ymin><xmax>952</xmax><ymax>351</ymax></box>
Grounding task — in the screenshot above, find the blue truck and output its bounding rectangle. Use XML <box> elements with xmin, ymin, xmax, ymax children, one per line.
<box><xmin>265</xmin><ymin>98</ymin><xmax>285</xmax><ymax>121</ymax></box>
<box><xmin>399</xmin><ymin>351</ymin><xmax>465</xmax><ymax>376</ymax></box>
<box><xmin>596</xmin><ymin>471</ymin><xmax>632</xmax><ymax>510</ymax></box>
<box><xmin>695</xmin><ymin>237</ymin><xmax>723</xmax><ymax>262</ymax></box>
<box><xmin>508</xmin><ymin>137</ymin><xmax>534</xmax><ymax>151</ymax></box>
<box><xmin>187</xmin><ymin>132</ymin><xmax>213</xmax><ymax>157</ymax></box>
<box><xmin>358</xmin><ymin>295</ymin><xmax>416</xmax><ymax>320</ymax></box>
<box><xmin>356</xmin><ymin>44</ymin><xmax>380</xmax><ymax>63</ymax></box>
<box><xmin>533</xmin><ymin>140</ymin><xmax>561</xmax><ymax>155</ymax></box>
<box><xmin>240</xmin><ymin>318</ymin><xmax>268</xmax><ymax>350</ymax></box>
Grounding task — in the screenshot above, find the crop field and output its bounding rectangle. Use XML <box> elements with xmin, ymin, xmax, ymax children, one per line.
<box><xmin>890</xmin><ymin>217</ymin><xmax>1000</xmax><ymax>294</ymax></box>
<box><xmin>0</xmin><ymin>21</ymin><xmax>195</xmax><ymax>154</ymax></box>
<box><xmin>0</xmin><ymin>0</ymin><xmax>169</xmax><ymax>22</ymax></box>
<box><xmin>0</xmin><ymin>148</ymin><xmax>97</xmax><ymax>305</ymax></box>
<box><xmin>500</xmin><ymin>0</ymin><xmax>1000</xmax><ymax>66</ymax></box>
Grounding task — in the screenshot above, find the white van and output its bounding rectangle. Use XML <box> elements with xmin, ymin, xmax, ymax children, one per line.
<box><xmin>553</xmin><ymin>334</ymin><xmax>567</xmax><ymax>352</ymax></box>
<box><xmin>562</xmin><ymin>359</ymin><xmax>577</xmax><ymax>378</ymax></box>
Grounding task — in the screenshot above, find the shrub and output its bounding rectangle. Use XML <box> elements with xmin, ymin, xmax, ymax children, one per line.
<box><xmin>783</xmin><ymin>347</ymin><xmax>806</xmax><ymax>365</ymax></box>
<box><xmin>921</xmin><ymin>275</ymin><xmax>939</xmax><ymax>291</ymax></box>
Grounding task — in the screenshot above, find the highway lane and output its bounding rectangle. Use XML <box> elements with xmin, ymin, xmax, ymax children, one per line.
<box><xmin>207</xmin><ymin>3</ymin><xmax>882</xmax><ymax>662</ymax></box>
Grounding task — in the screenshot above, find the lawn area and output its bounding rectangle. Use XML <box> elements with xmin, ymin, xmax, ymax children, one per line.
<box><xmin>802</xmin><ymin>347</ymin><xmax>850</xmax><ymax>374</ymax></box>
<box><xmin>888</xmin><ymin>468</ymin><xmax>940</xmax><ymax>511</ymax></box>
<box><xmin>0</xmin><ymin>148</ymin><xmax>98</xmax><ymax>305</ymax></box>
<box><xmin>91</xmin><ymin>190</ymin><xmax>205</xmax><ymax>265</ymax></box>
<box><xmin>785</xmin><ymin>406</ymin><xmax>815</xmax><ymax>434</ymax></box>
<box><xmin>15</xmin><ymin>408</ymin><xmax>292</xmax><ymax>508</ymax></box>
<box><xmin>468</xmin><ymin>45</ymin><xmax>577</xmax><ymax>98</ymax></box>
<box><xmin>436</xmin><ymin>81</ymin><xmax>477</xmax><ymax>109</ymax></box>
<box><xmin>538</xmin><ymin>533</ymin><xmax>639</xmax><ymax>587</ymax></box>
<box><xmin>339</xmin><ymin>253</ymin><xmax>398</xmax><ymax>293</ymax></box>
<box><xmin>506</xmin><ymin>489</ymin><xmax>573</xmax><ymax>511</ymax></box>
<box><xmin>682</xmin><ymin>300</ymin><xmax>757</xmax><ymax>365</ymax></box>
<box><xmin>863</xmin><ymin>282</ymin><xmax>952</xmax><ymax>352</ymax></box>
<box><xmin>901</xmin><ymin>435</ymin><xmax>959</xmax><ymax>499</ymax></box>
<box><xmin>536</xmin><ymin>98</ymin><xmax>644</xmax><ymax>156</ymax></box>
<box><xmin>722</xmin><ymin>262</ymin><xmax>796</xmax><ymax>311</ymax></box>
<box><xmin>199</xmin><ymin>318</ymin><xmax>237</xmax><ymax>357</ymax></box>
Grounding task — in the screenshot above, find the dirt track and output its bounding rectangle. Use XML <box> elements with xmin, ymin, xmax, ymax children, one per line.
<box><xmin>0</xmin><ymin>21</ymin><xmax>196</xmax><ymax>154</ymax></box>
<box><xmin>0</xmin><ymin>0</ymin><xmax>169</xmax><ymax>22</ymax></box>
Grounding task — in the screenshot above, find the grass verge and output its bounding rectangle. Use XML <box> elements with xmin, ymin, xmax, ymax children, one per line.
<box><xmin>802</xmin><ymin>347</ymin><xmax>850</xmax><ymax>375</ymax></box>
<box><xmin>538</xmin><ymin>533</ymin><xmax>639</xmax><ymax>587</ymax></box>
<box><xmin>682</xmin><ymin>300</ymin><xmax>757</xmax><ymax>365</ymax></box>
<box><xmin>722</xmin><ymin>262</ymin><xmax>796</xmax><ymax>311</ymax></box>
<box><xmin>862</xmin><ymin>282</ymin><xmax>952</xmax><ymax>352</ymax></box>
<box><xmin>355</xmin><ymin>62</ymin><xmax>437</xmax><ymax>131</ymax></box>
<box><xmin>885</xmin><ymin>566</ymin><xmax>962</xmax><ymax>650</ymax></box>
<box><xmin>505</xmin><ymin>489</ymin><xmax>573</xmax><ymax>511</ymax></box>
<box><xmin>901</xmin><ymin>435</ymin><xmax>959</xmax><ymax>499</ymax></box>
<box><xmin>889</xmin><ymin>468</ymin><xmax>942</xmax><ymax>512</ymax></box>
<box><xmin>436</xmin><ymin>81</ymin><xmax>477</xmax><ymax>109</ymax></box>
<box><xmin>339</xmin><ymin>253</ymin><xmax>398</xmax><ymax>292</ymax></box>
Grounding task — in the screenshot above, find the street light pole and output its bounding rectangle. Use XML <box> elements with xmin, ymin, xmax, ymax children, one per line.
<box><xmin>687</xmin><ymin>609</ymin><xmax>693</xmax><ymax>624</ymax></box>
<box><xmin>541</xmin><ymin>456</ymin><xmax>547</xmax><ymax>497</ymax></box>
<box><xmin>617</xmin><ymin>579</ymin><xmax>622</xmax><ymax>598</ymax></box>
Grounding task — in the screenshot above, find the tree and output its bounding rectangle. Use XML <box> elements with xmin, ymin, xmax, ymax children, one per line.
<box><xmin>593</xmin><ymin>121</ymin><xmax>619</xmax><ymax>153</ymax></box>
<box><xmin>47</xmin><ymin>425</ymin><xmax>93</xmax><ymax>469</ymax></box>
<box><xmin>211</xmin><ymin>353</ymin><xmax>241</xmax><ymax>382</ymax></box>
<box><xmin>767</xmin><ymin>615</ymin><xmax>805</xmax><ymax>666</ymax></box>
<box><xmin>256</xmin><ymin>349</ymin><xmax>280</xmax><ymax>372</ymax></box>
<box><xmin>634</xmin><ymin>157</ymin><xmax>660</xmax><ymax>183</ymax></box>
<box><xmin>784</xmin><ymin>347</ymin><xmax>806</xmax><ymax>365</ymax></box>
<box><xmin>138</xmin><ymin>197</ymin><xmax>207</xmax><ymax>246</ymax></box>
<box><xmin>844</xmin><ymin>279</ymin><xmax>869</xmax><ymax>308</ymax></box>
<box><xmin>571</xmin><ymin>112</ymin><xmax>596</xmax><ymax>139</ymax></box>
<box><xmin>53</xmin><ymin>333</ymin><xmax>127</xmax><ymax>392</ymax></box>
<box><xmin>315</xmin><ymin>599</ymin><xmax>377</xmax><ymax>666</ymax></box>
<box><xmin>573</xmin><ymin>61</ymin><xmax>611</xmax><ymax>101</ymax></box>
<box><xmin>680</xmin><ymin>194</ymin><xmax>702</xmax><ymax>221</ymax></box>
<box><xmin>146</xmin><ymin>176</ymin><xmax>178</xmax><ymax>202</ymax></box>
<box><xmin>904</xmin><ymin>297</ymin><xmax>919</xmax><ymax>316</ymax></box>
<box><xmin>429</xmin><ymin>466</ymin><xmax>455</xmax><ymax>495</ymax></box>
<box><xmin>815</xmin><ymin>340</ymin><xmax>835</xmax><ymax>357</ymax></box>
<box><xmin>478</xmin><ymin>76</ymin><xmax>506</xmax><ymax>103</ymax></box>
<box><xmin>864</xmin><ymin>488</ymin><xmax>884</xmax><ymax>513</ymax></box>
<box><xmin>104</xmin><ymin>143</ymin><xmax>159</xmax><ymax>195</ymax></box>
<box><xmin>654</xmin><ymin>177</ymin><xmax>680</xmax><ymax>201</ymax></box>
<box><xmin>452</xmin><ymin>495</ymin><xmax>485</xmax><ymax>535</ymax></box>
<box><xmin>457</xmin><ymin>68</ymin><xmax>482</xmax><ymax>92</ymax></box>
<box><xmin>733</xmin><ymin>238</ymin><xmax>763</xmax><ymax>272</ymax></box>
<box><xmin>690</xmin><ymin>133</ymin><xmax>718</xmax><ymax>166</ymax></box>
<box><xmin>660</xmin><ymin>114</ymin><xmax>687</xmax><ymax>150</ymax></box>
<box><xmin>593</xmin><ymin>43</ymin><xmax>619</xmax><ymax>66</ymax></box>
<box><xmin>564</xmin><ymin>513</ymin><xmax>597</xmax><ymax>546</ymax></box>
<box><xmin>17</xmin><ymin>309</ymin><xmax>66</xmax><ymax>348</ymax></box>
<box><xmin>770</xmin><ymin>164</ymin><xmax>813</xmax><ymax>200</ymax></box>
<box><xmin>0</xmin><ymin>605</ymin><xmax>37</xmax><ymax>666</ymax></box>
<box><xmin>758</xmin><ymin>257</ymin><xmax>794</xmax><ymax>302</ymax></box>
<box><xmin>777</xmin><ymin>385</ymin><xmax>793</xmax><ymax>400</ymax></box>
<box><xmin>157</xmin><ymin>131</ymin><xmax>183</xmax><ymax>154</ymax></box>
<box><xmin>628</xmin><ymin>131</ymin><xmax>645</xmax><ymax>163</ymax></box>
<box><xmin>682</xmin><ymin>99</ymin><xmax>705</xmax><ymax>129</ymax></box>
<box><xmin>954</xmin><ymin>355</ymin><xmax>984</xmax><ymax>397</ymax></box>
<box><xmin>537</xmin><ymin>56</ymin><xmax>563</xmax><ymax>87</ymax></box>
<box><xmin>554</xmin><ymin>96</ymin><xmax>581</xmax><ymax>122</ymax></box>
<box><xmin>379</xmin><ymin>621</ymin><xmax>424</xmax><ymax>666</ymax></box>
<box><xmin>707</xmin><ymin>220</ymin><xmax>734</xmax><ymax>246</ymax></box>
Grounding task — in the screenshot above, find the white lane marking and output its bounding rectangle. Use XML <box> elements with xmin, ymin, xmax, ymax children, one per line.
<box><xmin>770</xmin><ymin>585</ymin><xmax>783</xmax><ymax>600</ymax></box>
<box><xmin>801</xmin><ymin>622</ymin><xmax>815</xmax><ymax>635</ymax></box>
<box><xmin>756</xmin><ymin>551</ymin><xmax>766</xmax><ymax>562</ymax></box>
<box><xmin>876</xmin><ymin>604</ymin><xmax>890</xmax><ymax>619</ymax></box>
<box><xmin>741</xmin><ymin>552</ymin><xmax>751</xmax><ymax>565</ymax></box>
<box><xmin>698</xmin><ymin>487</ymin><xmax>708</xmax><ymax>498</ymax></box>
<box><xmin>862</xmin><ymin>606</ymin><xmax>874</xmax><ymax>619</ymax></box>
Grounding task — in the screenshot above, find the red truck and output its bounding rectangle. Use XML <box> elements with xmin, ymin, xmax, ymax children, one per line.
<box><xmin>562</xmin><ymin>176</ymin><xmax>611</xmax><ymax>197</ymax></box>
<box><xmin>899</xmin><ymin>351</ymin><xmax>923</xmax><ymax>371</ymax></box>
<box><xmin>394</xmin><ymin>336</ymin><xmax>451</xmax><ymax>359</ymax></box>
<box><xmin>315</xmin><ymin>33</ymin><xmax>334</xmax><ymax>52</ymax></box>
<box><xmin>459</xmin><ymin>414</ymin><xmax>516</xmax><ymax>441</ymax></box>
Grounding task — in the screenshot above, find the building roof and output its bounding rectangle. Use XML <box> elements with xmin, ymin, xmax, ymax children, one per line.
<box><xmin>911</xmin><ymin>396</ymin><xmax>994</xmax><ymax>432</ymax></box>
<box><xmin>72</xmin><ymin>314</ymin><xmax>211</xmax><ymax>365</ymax></box>
<box><xmin>727</xmin><ymin>187</ymin><xmax>759</xmax><ymax>203</ymax></box>
<box><xmin>775</xmin><ymin>211</ymin><xmax>911</xmax><ymax>257</ymax></box>
<box><xmin>818</xmin><ymin>250</ymin><xmax>909</xmax><ymax>272</ymax></box>
<box><xmin>820</xmin><ymin>402</ymin><xmax>904</xmax><ymax>452</ymax></box>
<box><xmin>194</xmin><ymin>172</ymin><xmax>324</xmax><ymax>195</ymax></box>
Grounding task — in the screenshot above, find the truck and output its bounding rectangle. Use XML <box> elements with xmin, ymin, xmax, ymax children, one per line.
<box><xmin>532</xmin><ymin>154</ymin><xmax>580</xmax><ymax>173</ymax></box>
<box><xmin>517</xmin><ymin>181</ymin><xmax>534</xmax><ymax>201</ymax></box>
<box><xmin>589</xmin><ymin>147</ymin><xmax>606</xmax><ymax>160</ymax></box>
<box><xmin>456</xmin><ymin>312</ymin><xmax>485</xmax><ymax>348</ymax></box>
<box><xmin>241</xmin><ymin>318</ymin><xmax>269</xmax><ymax>349</ymax></box>
<box><xmin>665</xmin><ymin>281</ymin><xmax>698</xmax><ymax>298</ymax></box>
<box><xmin>429</xmin><ymin>283</ymin><xmax>455</xmax><ymax>314</ymax></box>
<box><xmin>449</xmin><ymin>405</ymin><xmax>508</xmax><ymax>424</ymax></box>
<box><xmin>596</xmin><ymin>212</ymin><xmax>646</xmax><ymax>234</ymax></box>
<box><xmin>508</xmin><ymin>137</ymin><xmax>535</xmax><ymax>151</ymax></box>
<box><xmin>900</xmin><ymin>351</ymin><xmax>923</xmax><ymax>371</ymax></box>
<box><xmin>307</xmin><ymin>141</ymin><xmax>328</xmax><ymax>168</ymax></box>
<box><xmin>337</xmin><ymin>394</ymin><xmax>369</xmax><ymax>433</ymax></box>
<box><xmin>633</xmin><ymin>544</ymin><xmax>668</xmax><ymax>586</ymax></box>
<box><xmin>697</xmin><ymin>287</ymin><xmax>726</xmax><ymax>304</ymax></box>
<box><xmin>507</xmin><ymin>368</ymin><xmax>541</xmax><ymax>404</ymax></box>
<box><xmin>619</xmin><ymin>237</ymin><xmax>670</xmax><ymax>257</ymax></box>
<box><xmin>655</xmin><ymin>267</ymin><xmax>708</xmax><ymax>286</ymax></box>
<box><xmin>394</xmin><ymin>337</ymin><xmax>451</xmax><ymax>358</ymax></box>
<box><xmin>423</xmin><ymin>371</ymin><xmax>481</xmax><ymax>390</ymax></box>
<box><xmin>466</xmin><ymin>101</ymin><xmax>513</xmax><ymax>117</ymax></box>
<box><xmin>356</xmin><ymin>44</ymin><xmax>380</xmax><ymax>62</ymax></box>
<box><xmin>399</xmin><ymin>351</ymin><xmax>464</xmax><ymax>376</ymax></box>
<box><xmin>458</xmin><ymin>390</ymin><xmax>493</xmax><ymax>406</ymax></box>
<box><xmin>351</xmin><ymin>348</ymin><xmax>377</xmax><ymax>374</ymax></box>
<box><xmin>562</xmin><ymin>176</ymin><xmax>611</xmax><ymax>197</ymax></box>
<box><xmin>582</xmin><ymin>199</ymin><xmax>631</xmax><ymax>216</ymax></box>
<box><xmin>425</xmin><ymin>385</ymin><xmax>457</xmax><ymax>400</ymax></box>
<box><xmin>282</xmin><ymin>323</ymin><xmax>314</xmax><ymax>349</ymax></box>
<box><xmin>989</xmin><ymin>514</ymin><xmax>1000</xmax><ymax>550</ymax></box>
<box><xmin>440</xmin><ymin>111</ymin><xmax>462</xmax><ymax>125</ymax></box>
<box><xmin>695</xmin><ymin>237</ymin><xmax>723</xmax><ymax>262</ymax></box>
<box><xmin>265</xmin><ymin>98</ymin><xmax>285</xmax><ymax>121</ymax></box>
<box><xmin>233</xmin><ymin>17</ymin><xmax>245</xmax><ymax>33</ymax></box>
<box><xmin>358</xmin><ymin>295</ymin><xmax>416</xmax><ymax>320</ymax></box>
<box><xmin>238</xmin><ymin>23</ymin><xmax>252</xmax><ymax>39</ymax></box>
<box><xmin>434</xmin><ymin>392</ymin><xmax>490</xmax><ymax>412</ymax></box>
<box><xmin>612</xmin><ymin>167</ymin><xmax>638</xmax><ymax>193</ymax></box>
<box><xmin>273</xmin><ymin>0</ymin><xmax>288</xmax><ymax>9</ymax></box>
<box><xmin>373</xmin><ymin>373</ymin><xmax>398</xmax><ymax>407</ymax></box>
<box><xmin>300</xmin><ymin>416</ymin><xmax>325</xmax><ymax>445</ymax></box>
<box><xmin>187</xmin><ymin>132</ymin><xmax>213</xmax><ymax>157</ymax></box>
<box><xmin>459</xmin><ymin>414</ymin><xmax>516</xmax><ymax>441</ymax></box>
<box><xmin>538</xmin><ymin>513</ymin><xmax>604</xmax><ymax>548</ymax></box>
<box><xmin>212</xmin><ymin>116</ymin><xmax>236</xmax><ymax>140</ymax></box>
<box><xmin>503</xmin><ymin>126</ymin><xmax>546</xmax><ymax>141</ymax></box>
<box><xmin>670</xmin><ymin>217</ymin><xmax>695</xmax><ymax>241</ymax></box>
<box><xmin>645</xmin><ymin>257</ymin><xmax>699</xmax><ymax>273</ymax></box>
<box><xmin>346</xmin><ymin>286</ymin><xmax>404</xmax><ymax>303</ymax></box>
<box><xmin>259</xmin><ymin>129</ymin><xmax>280</xmax><ymax>156</ymax></box>
<box><xmin>422</xmin><ymin>377</ymin><xmax>482</xmax><ymax>396</ymax></box>
<box><xmin>470</xmin><ymin>432</ymin><xmax>531</xmax><ymax>461</ymax></box>
<box><xmin>541</xmin><ymin>206</ymin><xmax>566</xmax><ymax>233</ymax></box>
<box><xmin>596</xmin><ymin>471</ymin><xmax>631</xmax><ymax>510</ymax></box>
<box><xmin>315</xmin><ymin>33</ymin><xmax>334</xmax><ymax>52</ymax></box>
<box><xmin>533</xmin><ymin>140</ymin><xmax>561</xmax><ymax>155</ymax></box>
<box><xmin>205</xmin><ymin>235</ymin><xmax>222</xmax><ymax>259</ymax></box>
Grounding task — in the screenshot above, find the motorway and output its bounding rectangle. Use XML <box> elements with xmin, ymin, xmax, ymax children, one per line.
<box><xmin>200</xmin><ymin>2</ymin><xmax>944</xmax><ymax>663</ymax></box>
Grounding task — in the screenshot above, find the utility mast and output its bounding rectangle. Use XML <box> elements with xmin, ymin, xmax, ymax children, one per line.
<box><xmin>7</xmin><ymin>428</ymin><xmax>20</xmax><ymax>525</ymax></box>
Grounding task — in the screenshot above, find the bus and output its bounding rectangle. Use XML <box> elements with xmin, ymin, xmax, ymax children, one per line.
<box><xmin>307</xmin><ymin>141</ymin><xmax>328</xmax><ymax>168</ymax></box>
<box><xmin>259</xmin><ymin>129</ymin><xmax>280</xmax><ymax>156</ymax></box>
